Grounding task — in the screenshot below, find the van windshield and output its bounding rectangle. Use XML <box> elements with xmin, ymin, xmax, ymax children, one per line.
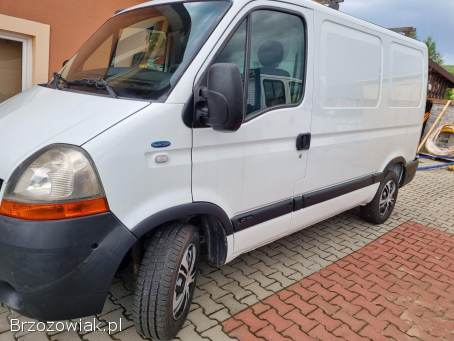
<box><xmin>54</xmin><ymin>1</ymin><xmax>229</xmax><ymax>100</ymax></box>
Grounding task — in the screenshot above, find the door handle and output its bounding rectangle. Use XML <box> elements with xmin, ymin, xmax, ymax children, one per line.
<box><xmin>296</xmin><ymin>133</ymin><xmax>311</xmax><ymax>151</ymax></box>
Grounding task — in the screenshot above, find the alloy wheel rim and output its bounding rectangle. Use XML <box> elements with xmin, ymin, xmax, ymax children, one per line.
<box><xmin>379</xmin><ymin>180</ymin><xmax>396</xmax><ymax>216</ymax></box>
<box><xmin>173</xmin><ymin>243</ymin><xmax>197</xmax><ymax>320</ymax></box>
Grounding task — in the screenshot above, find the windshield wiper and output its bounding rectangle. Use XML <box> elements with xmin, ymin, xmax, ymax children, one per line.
<box><xmin>98</xmin><ymin>79</ymin><xmax>118</xmax><ymax>98</ymax></box>
<box><xmin>51</xmin><ymin>74</ymin><xmax>118</xmax><ymax>98</ymax></box>
<box><xmin>51</xmin><ymin>72</ymin><xmax>67</xmax><ymax>89</ymax></box>
<box><xmin>69</xmin><ymin>78</ymin><xmax>118</xmax><ymax>98</ymax></box>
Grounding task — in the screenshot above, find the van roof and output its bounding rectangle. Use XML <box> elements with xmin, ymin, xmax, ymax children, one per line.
<box><xmin>117</xmin><ymin>0</ymin><xmax>426</xmax><ymax>50</ymax></box>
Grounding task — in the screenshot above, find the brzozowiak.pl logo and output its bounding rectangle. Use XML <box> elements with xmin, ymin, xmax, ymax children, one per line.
<box><xmin>10</xmin><ymin>318</ymin><xmax>123</xmax><ymax>334</ymax></box>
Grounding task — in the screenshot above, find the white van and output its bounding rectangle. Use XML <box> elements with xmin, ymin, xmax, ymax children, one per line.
<box><xmin>0</xmin><ymin>0</ymin><xmax>427</xmax><ymax>339</ymax></box>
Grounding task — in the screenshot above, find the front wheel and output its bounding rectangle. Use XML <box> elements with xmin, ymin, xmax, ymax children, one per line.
<box><xmin>360</xmin><ymin>171</ymin><xmax>399</xmax><ymax>224</ymax></box>
<box><xmin>134</xmin><ymin>223</ymin><xmax>199</xmax><ymax>340</ymax></box>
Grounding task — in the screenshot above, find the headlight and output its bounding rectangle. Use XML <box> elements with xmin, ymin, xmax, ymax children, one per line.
<box><xmin>0</xmin><ymin>145</ymin><xmax>108</xmax><ymax>220</ymax></box>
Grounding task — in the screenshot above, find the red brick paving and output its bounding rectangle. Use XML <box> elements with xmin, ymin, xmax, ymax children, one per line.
<box><xmin>222</xmin><ymin>222</ymin><xmax>454</xmax><ymax>340</ymax></box>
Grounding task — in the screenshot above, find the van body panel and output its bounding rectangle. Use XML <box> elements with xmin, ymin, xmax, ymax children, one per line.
<box><xmin>0</xmin><ymin>0</ymin><xmax>427</xmax><ymax>258</ymax></box>
<box><xmin>83</xmin><ymin>103</ymin><xmax>192</xmax><ymax>229</ymax></box>
<box><xmin>0</xmin><ymin>0</ymin><xmax>428</xmax><ymax>324</ymax></box>
<box><xmin>290</xmin><ymin>9</ymin><xmax>426</xmax><ymax>231</ymax></box>
<box><xmin>298</xmin><ymin>7</ymin><xmax>427</xmax><ymax>197</ymax></box>
<box><xmin>186</xmin><ymin>0</ymin><xmax>426</xmax><ymax>253</ymax></box>
<box><xmin>191</xmin><ymin>2</ymin><xmax>314</xmax><ymax>253</ymax></box>
<box><xmin>0</xmin><ymin>86</ymin><xmax>148</xmax><ymax>185</ymax></box>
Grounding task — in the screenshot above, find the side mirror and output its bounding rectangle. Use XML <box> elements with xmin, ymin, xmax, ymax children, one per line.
<box><xmin>196</xmin><ymin>63</ymin><xmax>244</xmax><ymax>131</ymax></box>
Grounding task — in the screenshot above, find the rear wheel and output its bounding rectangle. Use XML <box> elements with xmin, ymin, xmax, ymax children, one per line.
<box><xmin>134</xmin><ymin>223</ymin><xmax>199</xmax><ymax>340</ymax></box>
<box><xmin>360</xmin><ymin>171</ymin><xmax>399</xmax><ymax>224</ymax></box>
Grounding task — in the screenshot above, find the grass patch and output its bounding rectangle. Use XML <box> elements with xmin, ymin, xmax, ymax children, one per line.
<box><xmin>444</xmin><ymin>65</ymin><xmax>454</xmax><ymax>74</ymax></box>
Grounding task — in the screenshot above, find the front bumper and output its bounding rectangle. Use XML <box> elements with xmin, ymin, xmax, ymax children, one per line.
<box><xmin>401</xmin><ymin>159</ymin><xmax>418</xmax><ymax>187</ymax></box>
<box><xmin>0</xmin><ymin>212</ymin><xmax>137</xmax><ymax>321</ymax></box>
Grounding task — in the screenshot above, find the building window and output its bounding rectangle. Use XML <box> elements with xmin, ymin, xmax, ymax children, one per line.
<box><xmin>0</xmin><ymin>31</ymin><xmax>32</xmax><ymax>102</ymax></box>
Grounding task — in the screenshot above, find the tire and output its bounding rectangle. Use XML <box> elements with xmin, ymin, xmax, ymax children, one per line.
<box><xmin>134</xmin><ymin>223</ymin><xmax>199</xmax><ymax>340</ymax></box>
<box><xmin>360</xmin><ymin>171</ymin><xmax>399</xmax><ymax>224</ymax></box>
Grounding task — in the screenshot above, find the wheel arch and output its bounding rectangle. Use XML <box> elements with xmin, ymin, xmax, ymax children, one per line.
<box><xmin>131</xmin><ymin>202</ymin><xmax>233</xmax><ymax>267</ymax></box>
<box><xmin>383</xmin><ymin>156</ymin><xmax>406</xmax><ymax>186</ymax></box>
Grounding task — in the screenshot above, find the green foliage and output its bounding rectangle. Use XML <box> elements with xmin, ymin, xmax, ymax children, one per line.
<box><xmin>446</xmin><ymin>88</ymin><xmax>454</xmax><ymax>100</ymax></box>
<box><xmin>444</xmin><ymin>65</ymin><xmax>454</xmax><ymax>75</ymax></box>
<box><xmin>443</xmin><ymin>67</ymin><xmax>454</xmax><ymax>100</ymax></box>
<box><xmin>425</xmin><ymin>36</ymin><xmax>444</xmax><ymax>65</ymax></box>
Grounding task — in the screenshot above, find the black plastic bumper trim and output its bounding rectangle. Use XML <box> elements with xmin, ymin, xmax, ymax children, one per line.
<box><xmin>401</xmin><ymin>159</ymin><xmax>418</xmax><ymax>187</ymax></box>
<box><xmin>0</xmin><ymin>212</ymin><xmax>137</xmax><ymax>321</ymax></box>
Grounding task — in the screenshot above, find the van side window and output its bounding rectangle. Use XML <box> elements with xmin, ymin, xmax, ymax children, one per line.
<box><xmin>247</xmin><ymin>10</ymin><xmax>306</xmax><ymax>118</ymax></box>
<box><xmin>213</xmin><ymin>11</ymin><xmax>305</xmax><ymax>120</ymax></box>
<box><xmin>215</xmin><ymin>20</ymin><xmax>247</xmax><ymax>80</ymax></box>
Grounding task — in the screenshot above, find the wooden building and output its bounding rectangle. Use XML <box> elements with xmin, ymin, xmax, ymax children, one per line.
<box><xmin>428</xmin><ymin>60</ymin><xmax>454</xmax><ymax>99</ymax></box>
<box><xmin>314</xmin><ymin>0</ymin><xmax>344</xmax><ymax>10</ymax></box>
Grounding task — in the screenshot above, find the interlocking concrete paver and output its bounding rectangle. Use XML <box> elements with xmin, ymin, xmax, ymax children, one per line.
<box><xmin>114</xmin><ymin>327</ymin><xmax>147</xmax><ymax>341</ymax></box>
<box><xmin>199</xmin><ymin>282</ymin><xmax>230</xmax><ymax>300</ymax></box>
<box><xmin>187</xmin><ymin>308</ymin><xmax>218</xmax><ymax>333</ymax></box>
<box><xmin>99</xmin><ymin>297</ymin><xmax>120</xmax><ymax>317</ymax></box>
<box><xmin>215</xmin><ymin>294</ymin><xmax>248</xmax><ymax>316</ymax></box>
<box><xmin>84</xmin><ymin>331</ymin><xmax>115</xmax><ymax>341</ymax></box>
<box><xmin>222</xmin><ymin>282</ymin><xmax>253</xmax><ymax>301</ymax></box>
<box><xmin>17</xmin><ymin>332</ymin><xmax>48</xmax><ymax>341</ymax></box>
<box><xmin>208</xmin><ymin>308</ymin><xmax>231</xmax><ymax>323</ymax></box>
<box><xmin>0</xmin><ymin>333</ymin><xmax>14</xmax><ymax>341</ymax></box>
<box><xmin>201</xmin><ymin>325</ymin><xmax>233</xmax><ymax>341</ymax></box>
<box><xmin>49</xmin><ymin>331</ymin><xmax>80</xmax><ymax>341</ymax></box>
<box><xmin>0</xmin><ymin>170</ymin><xmax>452</xmax><ymax>340</ymax></box>
<box><xmin>0</xmin><ymin>313</ymin><xmax>10</xmax><ymax>333</ymax></box>
<box><xmin>239</xmin><ymin>294</ymin><xmax>260</xmax><ymax>307</ymax></box>
<box><xmin>223</xmin><ymin>222</ymin><xmax>454</xmax><ymax>340</ymax></box>
<box><xmin>192</xmin><ymin>294</ymin><xmax>224</xmax><ymax>315</ymax></box>
<box><xmin>175</xmin><ymin>322</ymin><xmax>209</xmax><ymax>341</ymax></box>
<box><xmin>98</xmin><ymin>308</ymin><xmax>134</xmax><ymax>333</ymax></box>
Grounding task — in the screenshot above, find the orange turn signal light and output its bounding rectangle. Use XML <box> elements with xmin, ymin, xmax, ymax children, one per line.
<box><xmin>0</xmin><ymin>197</ymin><xmax>109</xmax><ymax>221</ymax></box>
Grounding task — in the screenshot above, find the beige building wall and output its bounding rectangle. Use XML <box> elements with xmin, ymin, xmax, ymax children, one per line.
<box><xmin>0</xmin><ymin>14</ymin><xmax>50</xmax><ymax>85</ymax></box>
<box><xmin>0</xmin><ymin>0</ymin><xmax>145</xmax><ymax>82</ymax></box>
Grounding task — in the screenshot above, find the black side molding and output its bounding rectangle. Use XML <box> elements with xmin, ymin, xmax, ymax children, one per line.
<box><xmin>232</xmin><ymin>173</ymin><xmax>382</xmax><ymax>232</ymax></box>
<box><xmin>302</xmin><ymin>173</ymin><xmax>382</xmax><ymax>208</ymax></box>
<box><xmin>233</xmin><ymin>199</ymin><xmax>294</xmax><ymax>231</ymax></box>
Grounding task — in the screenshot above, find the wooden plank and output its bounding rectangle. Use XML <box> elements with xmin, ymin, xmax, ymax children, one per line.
<box><xmin>428</xmin><ymin>98</ymin><xmax>454</xmax><ymax>106</ymax></box>
<box><xmin>418</xmin><ymin>100</ymin><xmax>452</xmax><ymax>152</ymax></box>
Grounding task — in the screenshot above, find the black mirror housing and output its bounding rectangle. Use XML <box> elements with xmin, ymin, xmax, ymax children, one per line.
<box><xmin>197</xmin><ymin>63</ymin><xmax>244</xmax><ymax>131</ymax></box>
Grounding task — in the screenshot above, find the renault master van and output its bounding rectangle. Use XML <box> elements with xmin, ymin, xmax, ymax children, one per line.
<box><xmin>0</xmin><ymin>0</ymin><xmax>427</xmax><ymax>339</ymax></box>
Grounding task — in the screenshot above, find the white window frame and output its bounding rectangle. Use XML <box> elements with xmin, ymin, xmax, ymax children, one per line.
<box><xmin>0</xmin><ymin>31</ymin><xmax>33</xmax><ymax>91</ymax></box>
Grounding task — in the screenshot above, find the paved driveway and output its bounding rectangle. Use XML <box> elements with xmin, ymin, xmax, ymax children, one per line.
<box><xmin>1</xmin><ymin>169</ymin><xmax>454</xmax><ymax>341</ymax></box>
